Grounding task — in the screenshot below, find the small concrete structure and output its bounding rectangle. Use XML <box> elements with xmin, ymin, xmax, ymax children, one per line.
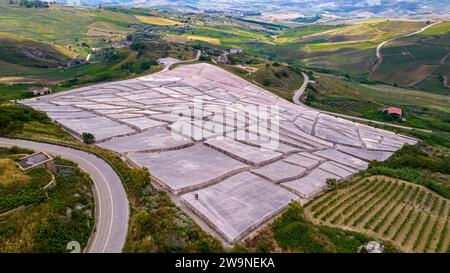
<box><xmin>91</xmin><ymin>48</ymin><xmax>103</xmax><ymax>54</ymax></box>
<box><xmin>17</xmin><ymin>151</ymin><xmax>56</xmax><ymax>173</ymax></box>
<box><xmin>229</xmin><ymin>48</ymin><xmax>243</xmax><ymax>54</ymax></box>
<box><xmin>32</xmin><ymin>87</ymin><xmax>52</xmax><ymax>96</ymax></box>
<box><xmin>358</xmin><ymin>241</ymin><xmax>384</xmax><ymax>253</ymax></box>
<box><xmin>181</xmin><ymin>172</ymin><xmax>298</xmax><ymax>243</ymax></box>
<box><xmin>218</xmin><ymin>54</ymin><xmax>229</xmax><ymax>64</ymax></box>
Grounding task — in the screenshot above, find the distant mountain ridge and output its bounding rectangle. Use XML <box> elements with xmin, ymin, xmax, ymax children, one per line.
<box><xmin>64</xmin><ymin>0</ymin><xmax>449</xmax><ymax>17</ymax></box>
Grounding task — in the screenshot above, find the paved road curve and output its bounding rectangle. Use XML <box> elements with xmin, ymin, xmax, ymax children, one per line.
<box><xmin>292</xmin><ymin>73</ymin><xmax>432</xmax><ymax>133</ymax></box>
<box><xmin>372</xmin><ymin>21</ymin><xmax>441</xmax><ymax>75</ymax></box>
<box><xmin>292</xmin><ymin>72</ymin><xmax>310</xmax><ymax>106</ymax></box>
<box><xmin>159</xmin><ymin>49</ymin><xmax>202</xmax><ymax>71</ymax></box>
<box><xmin>0</xmin><ymin>138</ymin><xmax>129</xmax><ymax>253</ymax></box>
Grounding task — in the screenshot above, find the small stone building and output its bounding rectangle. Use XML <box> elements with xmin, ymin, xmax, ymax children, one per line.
<box><xmin>32</xmin><ymin>87</ymin><xmax>52</xmax><ymax>96</ymax></box>
<box><xmin>218</xmin><ymin>53</ymin><xmax>229</xmax><ymax>64</ymax></box>
<box><xmin>229</xmin><ymin>48</ymin><xmax>243</xmax><ymax>54</ymax></box>
<box><xmin>358</xmin><ymin>241</ymin><xmax>384</xmax><ymax>253</ymax></box>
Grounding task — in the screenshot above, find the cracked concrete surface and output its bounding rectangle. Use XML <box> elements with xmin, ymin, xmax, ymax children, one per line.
<box><xmin>20</xmin><ymin>63</ymin><xmax>417</xmax><ymax>244</ymax></box>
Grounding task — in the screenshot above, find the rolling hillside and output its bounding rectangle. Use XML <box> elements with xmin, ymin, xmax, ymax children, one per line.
<box><xmin>370</xmin><ymin>21</ymin><xmax>450</xmax><ymax>93</ymax></box>
<box><xmin>264</xmin><ymin>20</ymin><xmax>428</xmax><ymax>77</ymax></box>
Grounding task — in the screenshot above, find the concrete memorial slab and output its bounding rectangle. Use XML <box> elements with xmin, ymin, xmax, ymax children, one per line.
<box><xmin>98</xmin><ymin>126</ymin><xmax>193</xmax><ymax>154</ymax></box>
<box><xmin>281</xmin><ymin>168</ymin><xmax>341</xmax><ymax>198</ymax></box>
<box><xmin>251</xmin><ymin>160</ymin><xmax>307</xmax><ymax>183</ymax></box>
<box><xmin>181</xmin><ymin>172</ymin><xmax>299</xmax><ymax>243</ymax></box>
<box><xmin>126</xmin><ymin>144</ymin><xmax>248</xmax><ymax>194</ymax></box>
<box><xmin>55</xmin><ymin>116</ymin><xmax>135</xmax><ymax>141</ymax></box>
<box><xmin>205</xmin><ymin>138</ymin><xmax>283</xmax><ymax>166</ymax></box>
<box><xmin>20</xmin><ymin>62</ymin><xmax>417</xmax><ymax>244</ymax></box>
<box><xmin>283</xmin><ymin>153</ymin><xmax>323</xmax><ymax>169</ymax></box>
<box><xmin>314</xmin><ymin>149</ymin><xmax>369</xmax><ymax>170</ymax></box>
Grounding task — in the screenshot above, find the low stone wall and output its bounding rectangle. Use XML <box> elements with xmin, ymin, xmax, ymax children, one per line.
<box><xmin>0</xmin><ymin>205</ymin><xmax>27</xmax><ymax>218</ymax></box>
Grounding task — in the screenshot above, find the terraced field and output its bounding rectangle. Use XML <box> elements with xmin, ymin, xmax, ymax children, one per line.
<box><xmin>306</xmin><ymin>176</ymin><xmax>450</xmax><ymax>253</ymax></box>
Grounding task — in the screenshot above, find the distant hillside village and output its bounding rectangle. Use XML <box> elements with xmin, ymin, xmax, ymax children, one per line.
<box><xmin>8</xmin><ymin>0</ymin><xmax>57</xmax><ymax>8</ymax></box>
<box><xmin>203</xmin><ymin>9</ymin><xmax>261</xmax><ymax>18</ymax></box>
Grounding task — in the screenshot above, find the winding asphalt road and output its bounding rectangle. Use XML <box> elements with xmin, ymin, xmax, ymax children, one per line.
<box><xmin>292</xmin><ymin>73</ymin><xmax>432</xmax><ymax>133</ymax></box>
<box><xmin>0</xmin><ymin>137</ymin><xmax>129</xmax><ymax>253</ymax></box>
<box><xmin>371</xmin><ymin>21</ymin><xmax>441</xmax><ymax>75</ymax></box>
<box><xmin>159</xmin><ymin>49</ymin><xmax>201</xmax><ymax>71</ymax></box>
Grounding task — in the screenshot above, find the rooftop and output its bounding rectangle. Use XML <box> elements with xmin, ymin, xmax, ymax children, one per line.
<box><xmin>384</xmin><ymin>107</ymin><xmax>403</xmax><ymax>116</ymax></box>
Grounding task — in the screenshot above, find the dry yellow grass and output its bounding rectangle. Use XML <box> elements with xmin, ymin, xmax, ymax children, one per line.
<box><xmin>163</xmin><ymin>34</ymin><xmax>189</xmax><ymax>43</ymax></box>
<box><xmin>184</xmin><ymin>35</ymin><xmax>221</xmax><ymax>45</ymax></box>
<box><xmin>0</xmin><ymin>204</ymin><xmax>48</xmax><ymax>252</ymax></box>
<box><xmin>135</xmin><ymin>15</ymin><xmax>179</xmax><ymax>26</ymax></box>
<box><xmin>0</xmin><ymin>158</ymin><xmax>30</xmax><ymax>185</ymax></box>
<box><xmin>0</xmin><ymin>32</ymin><xmax>74</xmax><ymax>58</ymax></box>
<box><xmin>273</xmin><ymin>36</ymin><xmax>292</xmax><ymax>43</ymax></box>
<box><xmin>87</xmin><ymin>21</ymin><xmax>129</xmax><ymax>33</ymax></box>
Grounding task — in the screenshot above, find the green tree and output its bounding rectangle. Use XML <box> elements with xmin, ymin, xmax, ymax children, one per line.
<box><xmin>262</xmin><ymin>78</ymin><xmax>271</xmax><ymax>86</ymax></box>
<box><xmin>82</xmin><ymin>132</ymin><xmax>95</xmax><ymax>144</ymax></box>
<box><xmin>326</xmin><ymin>178</ymin><xmax>338</xmax><ymax>190</ymax></box>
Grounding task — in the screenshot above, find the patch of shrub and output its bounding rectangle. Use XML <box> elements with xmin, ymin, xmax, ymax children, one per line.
<box><xmin>0</xmin><ymin>105</ymin><xmax>49</xmax><ymax>136</ymax></box>
<box><xmin>272</xmin><ymin>202</ymin><xmax>370</xmax><ymax>252</ymax></box>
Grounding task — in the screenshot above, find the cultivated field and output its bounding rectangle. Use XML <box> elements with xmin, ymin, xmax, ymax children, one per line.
<box><xmin>369</xmin><ymin>21</ymin><xmax>450</xmax><ymax>88</ymax></box>
<box><xmin>306</xmin><ymin>176</ymin><xmax>450</xmax><ymax>253</ymax></box>
<box><xmin>135</xmin><ymin>15</ymin><xmax>179</xmax><ymax>26</ymax></box>
<box><xmin>183</xmin><ymin>35</ymin><xmax>221</xmax><ymax>45</ymax></box>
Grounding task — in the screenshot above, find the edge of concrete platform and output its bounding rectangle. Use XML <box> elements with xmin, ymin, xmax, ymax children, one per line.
<box><xmin>144</xmin><ymin>166</ymin><xmax>250</xmax><ymax>195</ymax></box>
<box><xmin>203</xmin><ymin>141</ymin><xmax>284</xmax><ymax>167</ymax></box>
<box><xmin>180</xmin><ymin>194</ymin><xmax>300</xmax><ymax>245</ymax></box>
<box><xmin>280</xmin><ymin>182</ymin><xmax>326</xmax><ymax>200</ymax></box>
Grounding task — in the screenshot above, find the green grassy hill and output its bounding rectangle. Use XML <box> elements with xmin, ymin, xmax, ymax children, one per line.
<box><xmin>262</xmin><ymin>20</ymin><xmax>428</xmax><ymax>78</ymax></box>
<box><xmin>0</xmin><ymin>4</ymin><xmax>200</xmax><ymax>100</ymax></box>
<box><xmin>304</xmin><ymin>75</ymin><xmax>450</xmax><ymax>133</ymax></box>
<box><xmin>0</xmin><ymin>5</ymin><xmax>136</xmax><ymax>51</ymax></box>
<box><xmin>0</xmin><ymin>33</ymin><xmax>71</xmax><ymax>74</ymax></box>
<box><xmin>1</xmin><ymin>2</ymin><xmax>447</xmax><ymax>93</ymax></box>
<box><xmin>370</xmin><ymin>21</ymin><xmax>450</xmax><ymax>94</ymax></box>
<box><xmin>0</xmin><ymin>4</ymin><xmax>136</xmax><ymax>79</ymax></box>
